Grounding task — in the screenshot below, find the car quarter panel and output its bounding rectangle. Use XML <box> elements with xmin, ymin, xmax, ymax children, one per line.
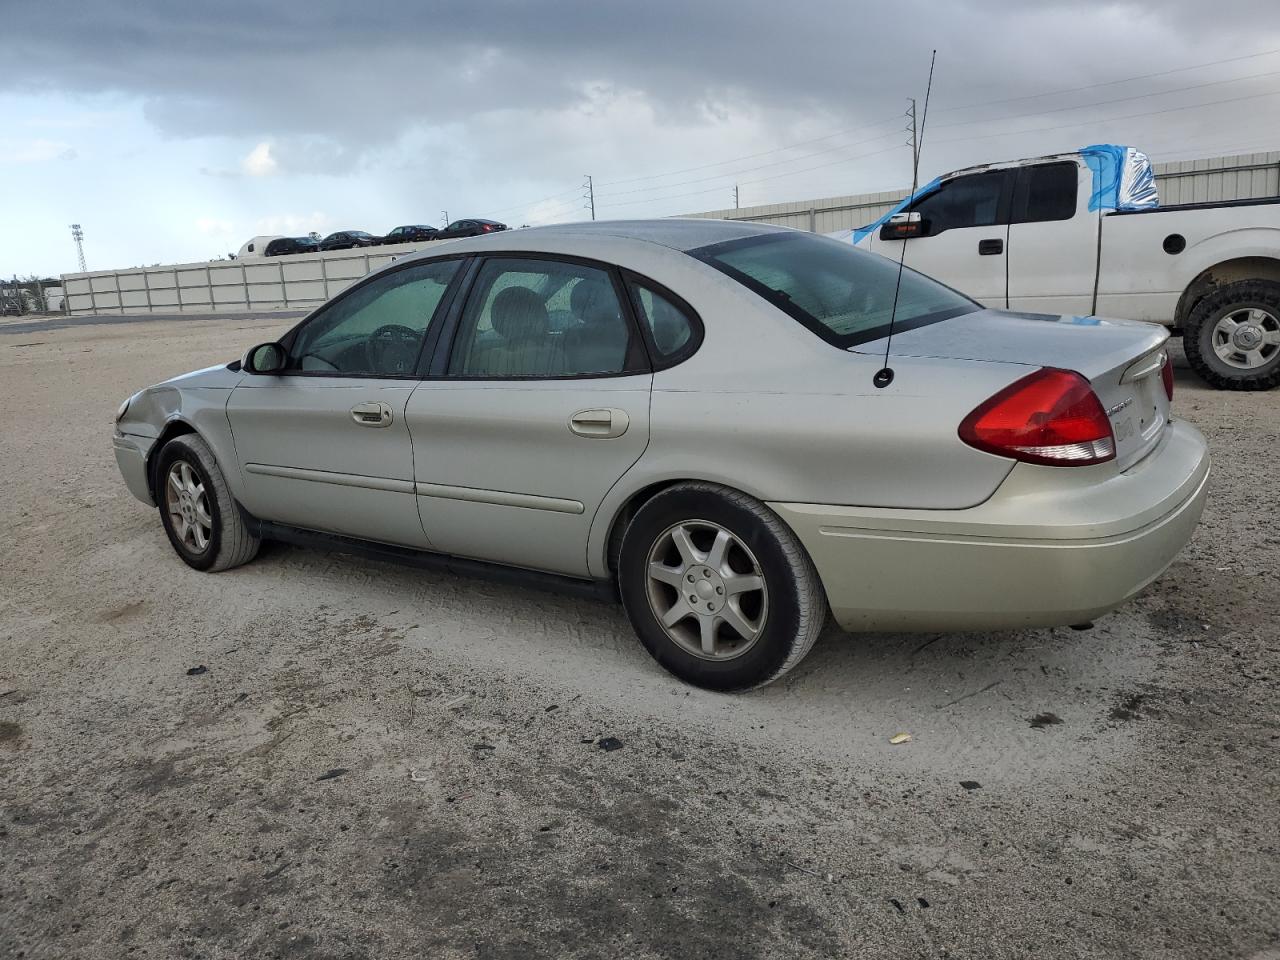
<box><xmin>571</xmin><ymin>243</ymin><xmax>1032</xmax><ymax>577</ymax></box>
<box><xmin>1096</xmin><ymin>207</ymin><xmax>1280</xmax><ymax>322</ymax></box>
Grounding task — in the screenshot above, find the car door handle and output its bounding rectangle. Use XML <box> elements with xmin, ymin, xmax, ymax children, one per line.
<box><xmin>978</xmin><ymin>238</ymin><xmax>1004</xmax><ymax>255</ymax></box>
<box><xmin>569</xmin><ymin>408</ymin><xmax>630</xmax><ymax>439</ymax></box>
<box><xmin>351</xmin><ymin>401</ymin><xmax>393</xmax><ymax>427</ymax></box>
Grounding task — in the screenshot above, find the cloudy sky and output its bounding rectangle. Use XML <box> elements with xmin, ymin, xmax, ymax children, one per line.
<box><xmin>3</xmin><ymin>0</ymin><xmax>1279</xmax><ymax>277</ymax></box>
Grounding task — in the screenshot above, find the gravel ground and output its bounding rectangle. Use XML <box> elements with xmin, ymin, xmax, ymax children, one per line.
<box><xmin>1</xmin><ymin>314</ymin><xmax>1277</xmax><ymax>960</ymax></box>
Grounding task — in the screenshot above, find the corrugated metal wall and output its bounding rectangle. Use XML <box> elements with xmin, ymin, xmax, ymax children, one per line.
<box><xmin>684</xmin><ymin>150</ymin><xmax>1280</xmax><ymax>232</ymax></box>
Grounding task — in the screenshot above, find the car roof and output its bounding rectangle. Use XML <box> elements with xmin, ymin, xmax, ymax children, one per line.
<box><xmin>439</xmin><ymin>218</ymin><xmax>792</xmax><ymax>252</ymax></box>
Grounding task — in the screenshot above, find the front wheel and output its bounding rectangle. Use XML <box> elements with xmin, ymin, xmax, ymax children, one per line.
<box><xmin>618</xmin><ymin>482</ymin><xmax>827</xmax><ymax>691</ymax></box>
<box><xmin>1183</xmin><ymin>280</ymin><xmax>1280</xmax><ymax>390</ymax></box>
<box><xmin>155</xmin><ymin>434</ymin><xmax>260</xmax><ymax>572</ymax></box>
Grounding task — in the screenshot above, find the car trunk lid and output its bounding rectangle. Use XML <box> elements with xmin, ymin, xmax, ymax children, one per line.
<box><xmin>854</xmin><ymin>309</ymin><xmax>1171</xmax><ymax>471</ymax></box>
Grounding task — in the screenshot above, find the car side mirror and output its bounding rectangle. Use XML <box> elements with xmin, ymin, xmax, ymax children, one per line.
<box><xmin>242</xmin><ymin>342</ymin><xmax>287</xmax><ymax>374</ymax></box>
<box><xmin>879</xmin><ymin>212</ymin><xmax>928</xmax><ymax>241</ymax></box>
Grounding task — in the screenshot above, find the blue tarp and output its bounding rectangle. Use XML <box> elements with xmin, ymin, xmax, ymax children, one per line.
<box><xmin>1079</xmin><ymin>144</ymin><xmax>1158</xmax><ymax>212</ymax></box>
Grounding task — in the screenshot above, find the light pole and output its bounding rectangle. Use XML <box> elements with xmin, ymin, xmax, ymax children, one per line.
<box><xmin>70</xmin><ymin>223</ymin><xmax>87</xmax><ymax>272</ymax></box>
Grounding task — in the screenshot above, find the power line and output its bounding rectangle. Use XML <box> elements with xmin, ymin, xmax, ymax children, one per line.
<box><xmin>598</xmin><ymin>49</ymin><xmax>1280</xmax><ymax>195</ymax></box>
<box><xmin>597</xmin><ymin>113</ymin><xmax>903</xmax><ymax>187</ymax></box>
<box><xmin>930</xmin><ymin>87</ymin><xmax>1280</xmax><ymax>148</ymax></box>
<box><xmin>930</xmin><ymin>67</ymin><xmax>1280</xmax><ymax>131</ymax></box>
<box><xmin>932</xmin><ymin>46</ymin><xmax>1280</xmax><ymax>114</ymax></box>
<box><xmin>599</xmin><ymin>128</ymin><xmax>902</xmax><ymax>198</ymax></box>
<box><xmin>597</xmin><ymin>88</ymin><xmax>1280</xmax><ymax>212</ymax></box>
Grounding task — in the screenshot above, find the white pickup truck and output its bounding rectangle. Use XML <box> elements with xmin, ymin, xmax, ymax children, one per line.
<box><xmin>853</xmin><ymin>145</ymin><xmax>1280</xmax><ymax>390</ymax></box>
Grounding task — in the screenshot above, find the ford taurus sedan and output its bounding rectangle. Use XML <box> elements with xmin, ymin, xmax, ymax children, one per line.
<box><xmin>112</xmin><ymin>220</ymin><xmax>1210</xmax><ymax>691</ymax></box>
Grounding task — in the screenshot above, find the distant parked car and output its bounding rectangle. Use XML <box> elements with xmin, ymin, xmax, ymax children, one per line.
<box><xmin>382</xmin><ymin>225</ymin><xmax>439</xmax><ymax>244</ymax></box>
<box><xmin>437</xmin><ymin>218</ymin><xmax>507</xmax><ymax>239</ymax></box>
<box><xmin>319</xmin><ymin>231</ymin><xmax>382</xmax><ymax>251</ymax></box>
<box><xmin>236</xmin><ymin>235</ymin><xmax>285</xmax><ymax>259</ymax></box>
<box><xmin>264</xmin><ymin>237</ymin><xmax>320</xmax><ymax>257</ymax></box>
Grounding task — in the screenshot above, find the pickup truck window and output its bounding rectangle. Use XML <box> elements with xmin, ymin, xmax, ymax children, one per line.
<box><xmin>909</xmin><ymin>171</ymin><xmax>1008</xmax><ymax>236</ymax></box>
<box><xmin>1012</xmin><ymin>162</ymin><xmax>1077</xmax><ymax>223</ymax></box>
<box><xmin>692</xmin><ymin>232</ymin><xmax>977</xmax><ymax>348</ymax></box>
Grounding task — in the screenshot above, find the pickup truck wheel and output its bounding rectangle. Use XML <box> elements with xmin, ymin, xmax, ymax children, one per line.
<box><xmin>1184</xmin><ymin>281</ymin><xmax>1280</xmax><ymax>390</ymax></box>
<box><xmin>618</xmin><ymin>482</ymin><xmax>828</xmax><ymax>692</ymax></box>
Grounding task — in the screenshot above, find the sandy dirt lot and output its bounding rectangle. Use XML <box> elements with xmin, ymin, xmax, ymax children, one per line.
<box><xmin>1</xmin><ymin>313</ymin><xmax>1277</xmax><ymax>959</ymax></box>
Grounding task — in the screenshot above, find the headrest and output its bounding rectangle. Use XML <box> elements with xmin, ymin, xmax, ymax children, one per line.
<box><xmin>491</xmin><ymin>286</ymin><xmax>548</xmax><ymax>340</ymax></box>
<box><xmin>570</xmin><ymin>277</ymin><xmax>619</xmax><ymax>326</ymax></box>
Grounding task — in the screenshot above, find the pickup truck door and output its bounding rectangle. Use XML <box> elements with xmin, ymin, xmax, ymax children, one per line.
<box><xmin>872</xmin><ymin>170</ymin><xmax>1011</xmax><ymax>308</ymax></box>
<box><xmin>1006</xmin><ymin>161</ymin><xmax>1099</xmax><ymax>315</ymax></box>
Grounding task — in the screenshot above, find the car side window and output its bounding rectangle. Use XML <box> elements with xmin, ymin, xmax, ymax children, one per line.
<box><xmin>1012</xmin><ymin>162</ymin><xmax>1078</xmax><ymax>224</ymax></box>
<box><xmin>910</xmin><ymin>171</ymin><xmax>1007</xmax><ymax>236</ymax></box>
<box><xmin>448</xmin><ymin>258</ymin><xmax>634</xmax><ymax>378</ymax></box>
<box><xmin>629</xmin><ymin>281</ymin><xmax>696</xmax><ymax>360</ymax></box>
<box><xmin>288</xmin><ymin>259</ymin><xmax>460</xmax><ymax>376</ymax></box>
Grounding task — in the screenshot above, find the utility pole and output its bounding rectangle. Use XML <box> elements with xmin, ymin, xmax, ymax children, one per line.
<box><xmin>583</xmin><ymin>175</ymin><xmax>595</xmax><ymax>221</ymax></box>
<box><xmin>733</xmin><ymin>184</ymin><xmax>740</xmax><ymax>210</ymax></box>
<box><xmin>906</xmin><ymin>98</ymin><xmax>918</xmax><ymax>170</ymax></box>
<box><xmin>70</xmin><ymin>223</ymin><xmax>87</xmax><ymax>272</ymax></box>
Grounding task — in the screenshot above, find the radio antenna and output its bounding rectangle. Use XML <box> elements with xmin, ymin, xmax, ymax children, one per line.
<box><xmin>874</xmin><ymin>49</ymin><xmax>936</xmax><ymax>389</ymax></box>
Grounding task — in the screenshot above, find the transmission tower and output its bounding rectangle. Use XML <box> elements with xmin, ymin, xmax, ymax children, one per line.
<box><xmin>583</xmin><ymin>175</ymin><xmax>595</xmax><ymax>221</ymax></box>
<box><xmin>70</xmin><ymin>223</ymin><xmax>87</xmax><ymax>272</ymax></box>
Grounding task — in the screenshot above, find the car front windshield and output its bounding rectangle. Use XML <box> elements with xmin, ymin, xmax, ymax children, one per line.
<box><xmin>691</xmin><ymin>232</ymin><xmax>978</xmax><ymax>347</ymax></box>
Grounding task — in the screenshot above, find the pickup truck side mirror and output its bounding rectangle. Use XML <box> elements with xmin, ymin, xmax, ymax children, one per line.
<box><xmin>241</xmin><ymin>342</ymin><xmax>287</xmax><ymax>374</ymax></box>
<box><xmin>880</xmin><ymin>212</ymin><xmax>928</xmax><ymax>241</ymax></box>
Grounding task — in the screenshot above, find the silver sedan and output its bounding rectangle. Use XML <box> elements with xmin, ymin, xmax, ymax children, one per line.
<box><xmin>113</xmin><ymin>220</ymin><xmax>1210</xmax><ymax>690</ymax></box>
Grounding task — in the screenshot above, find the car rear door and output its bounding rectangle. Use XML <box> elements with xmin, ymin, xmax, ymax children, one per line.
<box><xmin>872</xmin><ymin>170</ymin><xmax>1011</xmax><ymax>307</ymax></box>
<box><xmin>406</xmin><ymin>254</ymin><xmax>652</xmax><ymax>577</ymax></box>
<box><xmin>1006</xmin><ymin>160</ymin><xmax>1099</xmax><ymax>315</ymax></box>
<box><xmin>225</xmin><ymin>257</ymin><xmax>464</xmax><ymax>548</ymax></box>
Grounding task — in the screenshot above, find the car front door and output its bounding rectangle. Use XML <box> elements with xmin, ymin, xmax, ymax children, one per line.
<box><xmin>226</xmin><ymin>257</ymin><xmax>464</xmax><ymax>547</ymax></box>
<box><xmin>872</xmin><ymin>170</ymin><xmax>1012</xmax><ymax>307</ymax></box>
<box><xmin>406</xmin><ymin>255</ymin><xmax>652</xmax><ymax>577</ymax></box>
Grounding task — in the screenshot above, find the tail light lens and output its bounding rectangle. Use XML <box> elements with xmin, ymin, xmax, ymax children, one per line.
<box><xmin>959</xmin><ymin>368</ymin><xmax>1115</xmax><ymax>466</ymax></box>
<box><xmin>1160</xmin><ymin>351</ymin><xmax>1174</xmax><ymax>402</ymax></box>
<box><xmin>481</xmin><ymin>224</ymin><xmax>493</xmax><ymax>232</ymax></box>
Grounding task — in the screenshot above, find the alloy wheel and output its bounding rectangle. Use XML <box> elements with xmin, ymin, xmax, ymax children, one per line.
<box><xmin>644</xmin><ymin>519</ymin><xmax>769</xmax><ymax>661</ymax></box>
<box><xmin>165</xmin><ymin>460</ymin><xmax>212</xmax><ymax>554</ymax></box>
<box><xmin>1211</xmin><ymin>307</ymin><xmax>1280</xmax><ymax>370</ymax></box>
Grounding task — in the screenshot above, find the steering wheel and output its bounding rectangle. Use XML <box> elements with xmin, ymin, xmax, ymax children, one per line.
<box><xmin>365</xmin><ymin>324</ymin><xmax>421</xmax><ymax>375</ymax></box>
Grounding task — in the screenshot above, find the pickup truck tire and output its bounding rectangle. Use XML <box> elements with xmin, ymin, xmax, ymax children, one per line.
<box><xmin>1184</xmin><ymin>281</ymin><xmax>1280</xmax><ymax>390</ymax></box>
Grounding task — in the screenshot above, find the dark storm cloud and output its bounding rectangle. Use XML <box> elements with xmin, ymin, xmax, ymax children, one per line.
<box><xmin>6</xmin><ymin>0</ymin><xmax>1279</xmax><ymax>179</ymax></box>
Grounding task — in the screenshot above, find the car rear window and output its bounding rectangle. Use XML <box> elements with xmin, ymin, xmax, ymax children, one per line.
<box><xmin>691</xmin><ymin>231</ymin><xmax>977</xmax><ymax>347</ymax></box>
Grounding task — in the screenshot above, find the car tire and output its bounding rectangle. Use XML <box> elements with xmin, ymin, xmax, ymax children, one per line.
<box><xmin>1183</xmin><ymin>280</ymin><xmax>1280</xmax><ymax>391</ymax></box>
<box><xmin>155</xmin><ymin>434</ymin><xmax>260</xmax><ymax>573</ymax></box>
<box><xmin>618</xmin><ymin>481</ymin><xmax>827</xmax><ymax>691</ymax></box>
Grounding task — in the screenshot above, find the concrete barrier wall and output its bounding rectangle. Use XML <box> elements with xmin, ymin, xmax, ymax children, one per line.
<box><xmin>62</xmin><ymin>240</ymin><xmax>444</xmax><ymax>316</ymax></box>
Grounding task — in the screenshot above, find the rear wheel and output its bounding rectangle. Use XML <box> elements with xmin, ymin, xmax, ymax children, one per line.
<box><xmin>1184</xmin><ymin>280</ymin><xmax>1280</xmax><ymax>390</ymax></box>
<box><xmin>156</xmin><ymin>434</ymin><xmax>260</xmax><ymax>572</ymax></box>
<box><xmin>618</xmin><ymin>482</ymin><xmax>827</xmax><ymax>691</ymax></box>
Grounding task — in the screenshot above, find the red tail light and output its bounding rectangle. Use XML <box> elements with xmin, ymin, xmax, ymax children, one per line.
<box><xmin>959</xmin><ymin>368</ymin><xmax>1116</xmax><ymax>467</ymax></box>
<box><xmin>482</xmin><ymin>224</ymin><xmax>493</xmax><ymax>232</ymax></box>
<box><xmin>1160</xmin><ymin>351</ymin><xmax>1174</xmax><ymax>402</ymax></box>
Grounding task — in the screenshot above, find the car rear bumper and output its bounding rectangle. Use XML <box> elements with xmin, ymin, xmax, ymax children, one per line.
<box><xmin>114</xmin><ymin>431</ymin><xmax>156</xmax><ymax>506</ymax></box>
<box><xmin>768</xmin><ymin>420</ymin><xmax>1210</xmax><ymax>632</ymax></box>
